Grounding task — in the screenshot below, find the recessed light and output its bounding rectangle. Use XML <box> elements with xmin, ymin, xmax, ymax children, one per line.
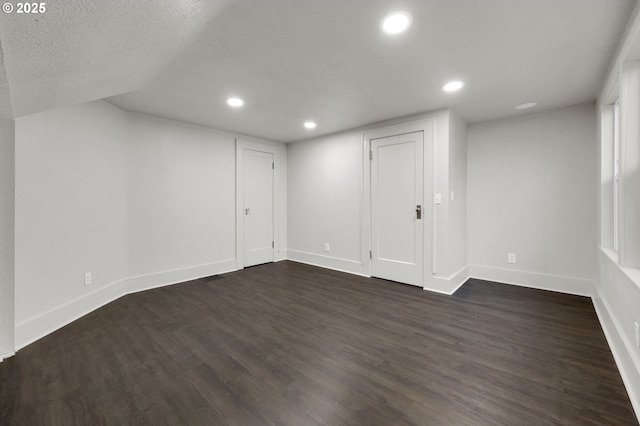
<box><xmin>442</xmin><ymin>81</ymin><xmax>465</xmax><ymax>92</ymax></box>
<box><xmin>380</xmin><ymin>11</ymin><xmax>412</xmax><ymax>34</ymax></box>
<box><xmin>304</xmin><ymin>121</ymin><xmax>317</xmax><ymax>129</ymax></box>
<box><xmin>515</xmin><ymin>102</ymin><xmax>537</xmax><ymax>110</ymax></box>
<box><xmin>226</xmin><ymin>97</ymin><xmax>244</xmax><ymax>107</ymax></box>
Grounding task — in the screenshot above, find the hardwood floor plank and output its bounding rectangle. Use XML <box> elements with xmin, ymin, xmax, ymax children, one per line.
<box><xmin>0</xmin><ymin>261</ymin><xmax>637</xmax><ymax>425</ymax></box>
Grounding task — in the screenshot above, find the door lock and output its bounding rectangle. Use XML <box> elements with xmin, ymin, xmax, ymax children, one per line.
<box><xmin>416</xmin><ymin>205</ymin><xmax>422</xmax><ymax>219</ymax></box>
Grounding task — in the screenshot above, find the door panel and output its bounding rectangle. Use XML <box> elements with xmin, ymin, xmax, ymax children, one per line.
<box><xmin>243</xmin><ymin>149</ymin><xmax>274</xmax><ymax>267</ymax></box>
<box><xmin>371</xmin><ymin>132</ymin><xmax>424</xmax><ymax>286</ymax></box>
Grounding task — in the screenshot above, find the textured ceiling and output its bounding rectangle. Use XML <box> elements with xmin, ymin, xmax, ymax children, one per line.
<box><xmin>0</xmin><ymin>0</ymin><xmax>635</xmax><ymax>142</ymax></box>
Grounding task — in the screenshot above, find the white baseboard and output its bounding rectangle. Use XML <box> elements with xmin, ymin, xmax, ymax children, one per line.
<box><xmin>15</xmin><ymin>260</ymin><xmax>237</xmax><ymax>351</ymax></box>
<box><xmin>426</xmin><ymin>266</ymin><xmax>469</xmax><ymax>295</ymax></box>
<box><xmin>126</xmin><ymin>260</ymin><xmax>237</xmax><ymax>294</ymax></box>
<box><xmin>469</xmin><ymin>264</ymin><xmax>595</xmax><ymax>297</ymax></box>
<box><xmin>0</xmin><ymin>351</ymin><xmax>15</xmax><ymax>362</ymax></box>
<box><xmin>286</xmin><ymin>249</ymin><xmax>367</xmax><ymax>277</ymax></box>
<box><xmin>16</xmin><ymin>280</ymin><xmax>127</xmax><ymax>350</ymax></box>
<box><xmin>593</xmin><ymin>295</ymin><xmax>640</xmax><ymax>420</ymax></box>
<box><xmin>286</xmin><ymin>252</ymin><xmax>471</xmax><ymax>296</ymax></box>
<box><xmin>274</xmin><ymin>250</ymin><xmax>287</xmax><ymax>262</ymax></box>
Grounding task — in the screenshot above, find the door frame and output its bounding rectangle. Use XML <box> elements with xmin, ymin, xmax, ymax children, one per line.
<box><xmin>370</xmin><ymin>131</ymin><xmax>425</xmax><ymax>286</ymax></box>
<box><xmin>362</xmin><ymin>119</ymin><xmax>435</xmax><ymax>284</ymax></box>
<box><xmin>235</xmin><ymin>139</ymin><xmax>283</xmax><ymax>269</ymax></box>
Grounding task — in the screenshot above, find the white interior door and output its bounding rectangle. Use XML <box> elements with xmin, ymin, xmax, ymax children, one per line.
<box><xmin>243</xmin><ymin>149</ymin><xmax>274</xmax><ymax>267</ymax></box>
<box><xmin>371</xmin><ymin>132</ymin><xmax>424</xmax><ymax>286</ymax></box>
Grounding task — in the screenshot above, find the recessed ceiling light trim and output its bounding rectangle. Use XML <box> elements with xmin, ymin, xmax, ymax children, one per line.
<box><xmin>226</xmin><ymin>97</ymin><xmax>244</xmax><ymax>108</ymax></box>
<box><xmin>304</xmin><ymin>121</ymin><xmax>317</xmax><ymax>129</ymax></box>
<box><xmin>442</xmin><ymin>81</ymin><xmax>465</xmax><ymax>93</ymax></box>
<box><xmin>515</xmin><ymin>102</ymin><xmax>538</xmax><ymax>110</ymax></box>
<box><xmin>380</xmin><ymin>11</ymin><xmax>412</xmax><ymax>35</ymax></box>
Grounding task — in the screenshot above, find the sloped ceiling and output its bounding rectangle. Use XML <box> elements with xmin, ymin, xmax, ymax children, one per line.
<box><xmin>0</xmin><ymin>0</ymin><xmax>635</xmax><ymax>142</ymax></box>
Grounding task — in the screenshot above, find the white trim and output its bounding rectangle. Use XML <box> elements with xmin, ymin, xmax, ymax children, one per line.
<box><xmin>0</xmin><ymin>351</ymin><xmax>15</xmax><ymax>362</ymax></box>
<box><xmin>425</xmin><ymin>265</ymin><xmax>469</xmax><ymax>295</ymax></box>
<box><xmin>431</xmin><ymin>117</ymin><xmax>439</xmax><ymax>276</ymax></box>
<box><xmin>362</xmin><ymin>118</ymin><xmax>435</xmax><ymax>283</ymax></box>
<box><xmin>363</xmin><ymin>119</ymin><xmax>434</xmax><ymax>141</ymax></box>
<box><xmin>593</xmin><ymin>294</ymin><xmax>640</xmax><ymax>420</ymax></box>
<box><xmin>361</xmin><ymin>132</ymin><xmax>371</xmax><ymax>275</ymax></box>
<box><xmin>601</xmin><ymin>247</ymin><xmax>640</xmax><ymax>293</ymax></box>
<box><xmin>15</xmin><ymin>260</ymin><xmax>237</xmax><ymax>350</ymax></box>
<box><xmin>16</xmin><ymin>280</ymin><xmax>127</xmax><ymax>350</ymax></box>
<box><xmin>468</xmin><ymin>265</ymin><xmax>595</xmax><ymax>297</ymax></box>
<box><xmin>125</xmin><ymin>260</ymin><xmax>237</xmax><ymax>294</ymax></box>
<box><xmin>286</xmin><ymin>249</ymin><xmax>367</xmax><ymax>277</ymax></box>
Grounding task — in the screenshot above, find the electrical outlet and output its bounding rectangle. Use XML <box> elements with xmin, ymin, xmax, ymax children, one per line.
<box><xmin>84</xmin><ymin>272</ymin><xmax>92</xmax><ymax>286</ymax></box>
<box><xmin>635</xmin><ymin>322</ymin><xmax>640</xmax><ymax>348</ymax></box>
<box><xmin>508</xmin><ymin>253</ymin><xmax>516</xmax><ymax>264</ymax></box>
<box><xmin>324</xmin><ymin>243</ymin><xmax>330</xmax><ymax>252</ymax></box>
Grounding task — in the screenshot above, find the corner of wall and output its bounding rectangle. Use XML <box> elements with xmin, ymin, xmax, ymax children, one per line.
<box><xmin>13</xmin><ymin>101</ymin><xmax>285</xmax><ymax>351</ymax></box>
<box><xmin>15</xmin><ymin>258</ymin><xmax>239</xmax><ymax>350</ymax></box>
<box><xmin>0</xmin><ymin>119</ymin><xmax>15</xmax><ymax>358</ymax></box>
<box><xmin>469</xmin><ymin>265</ymin><xmax>595</xmax><ymax>297</ymax></box>
<box><xmin>424</xmin><ymin>265</ymin><xmax>469</xmax><ymax>295</ymax></box>
<box><xmin>286</xmin><ymin>249</ymin><xmax>367</xmax><ymax>277</ymax></box>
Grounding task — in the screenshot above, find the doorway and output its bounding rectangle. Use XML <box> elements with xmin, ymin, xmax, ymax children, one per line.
<box><xmin>370</xmin><ymin>131</ymin><xmax>424</xmax><ymax>286</ymax></box>
<box><xmin>242</xmin><ymin>149</ymin><xmax>274</xmax><ymax>267</ymax></box>
<box><xmin>236</xmin><ymin>140</ymin><xmax>280</xmax><ymax>269</ymax></box>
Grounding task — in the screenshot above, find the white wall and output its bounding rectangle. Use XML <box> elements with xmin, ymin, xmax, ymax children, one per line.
<box><xmin>287</xmin><ymin>129</ymin><xmax>363</xmax><ymax>272</ymax></box>
<box><xmin>13</xmin><ymin>100</ymin><xmax>286</xmax><ymax>349</ymax></box>
<box><xmin>287</xmin><ymin>110</ymin><xmax>468</xmax><ymax>291</ymax></box>
<box><xmin>442</xmin><ymin>111</ymin><xmax>468</xmax><ymax>277</ymax></box>
<box><xmin>15</xmin><ymin>101</ymin><xmax>130</xmax><ymax>346</ymax></box>
<box><xmin>126</xmin><ymin>113</ymin><xmax>237</xmax><ymax>282</ymax></box>
<box><xmin>0</xmin><ymin>119</ymin><xmax>15</xmax><ymax>359</ymax></box>
<box><xmin>468</xmin><ymin>103</ymin><xmax>597</xmax><ymax>296</ymax></box>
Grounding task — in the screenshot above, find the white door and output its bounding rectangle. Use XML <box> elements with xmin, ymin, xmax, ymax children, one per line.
<box><xmin>371</xmin><ymin>132</ymin><xmax>424</xmax><ymax>286</ymax></box>
<box><xmin>243</xmin><ymin>149</ymin><xmax>274</xmax><ymax>267</ymax></box>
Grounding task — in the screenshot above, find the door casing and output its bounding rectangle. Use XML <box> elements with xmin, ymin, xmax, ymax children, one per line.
<box><xmin>235</xmin><ymin>139</ymin><xmax>282</xmax><ymax>269</ymax></box>
<box><xmin>370</xmin><ymin>131</ymin><xmax>424</xmax><ymax>286</ymax></box>
<box><xmin>362</xmin><ymin>119</ymin><xmax>435</xmax><ymax>286</ymax></box>
<box><xmin>242</xmin><ymin>149</ymin><xmax>274</xmax><ymax>267</ymax></box>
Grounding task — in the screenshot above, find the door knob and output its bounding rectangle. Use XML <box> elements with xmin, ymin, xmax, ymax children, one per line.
<box><xmin>416</xmin><ymin>205</ymin><xmax>422</xmax><ymax>219</ymax></box>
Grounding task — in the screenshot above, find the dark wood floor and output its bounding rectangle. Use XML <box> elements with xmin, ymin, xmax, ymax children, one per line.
<box><xmin>0</xmin><ymin>261</ymin><xmax>636</xmax><ymax>425</ymax></box>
